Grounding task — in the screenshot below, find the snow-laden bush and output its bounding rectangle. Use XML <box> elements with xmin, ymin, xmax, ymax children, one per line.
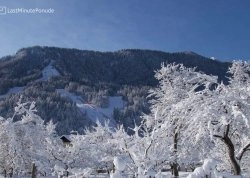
<box><xmin>187</xmin><ymin>159</ymin><xmax>217</xmax><ymax>178</ymax></box>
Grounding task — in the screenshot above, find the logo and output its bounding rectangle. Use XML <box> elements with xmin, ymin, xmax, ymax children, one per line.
<box><xmin>0</xmin><ymin>6</ymin><xmax>55</xmax><ymax>15</ymax></box>
<box><xmin>0</xmin><ymin>6</ymin><xmax>6</xmax><ymax>15</ymax></box>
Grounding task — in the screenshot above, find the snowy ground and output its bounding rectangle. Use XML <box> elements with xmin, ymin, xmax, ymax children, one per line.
<box><xmin>2</xmin><ymin>172</ymin><xmax>249</xmax><ymax>178</ymax></box>
<box><xmin>1</xmin><ymin>172</ymin><xmax>249</xmax><ymax>178</ymax></box>
<box><xmin>76</xmin><ymin>172</ymin><xmax>195</xmax><ymax>178</ymax></box>
<box><xmin>56</xmin><ymin>89</ymin><xmax>125</xmax><ymax>127</ymax></box>
<box><xmin>86</xmin><ymin>172</ymin><xmax>249</xmax><ymax>178</ymax></box>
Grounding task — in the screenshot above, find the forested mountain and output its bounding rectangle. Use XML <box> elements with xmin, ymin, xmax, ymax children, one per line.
<box><xmin>0</xmin><ymin>46</ymin><xmax>231</xmax><ymax>134</ymax></box>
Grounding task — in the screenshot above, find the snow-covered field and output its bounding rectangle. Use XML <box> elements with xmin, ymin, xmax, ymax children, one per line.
<box><xmin>71</xmin><ymin>171</ymin><xmax>250</xmax><ymax>178</ymax></box>
<box><xmin>87</xmin><ymin>172</ymin><xmax>190</xmax><ymax>178</ymax></box>
<box><xmin>86</xmin><ymin>172</ymin><xmax>249</xmax><ymax>178</ymax></box>
<box><xmin>0</xmin><ymin>171</ymin><xmax>249</xmax><ymax>178</ymax></box>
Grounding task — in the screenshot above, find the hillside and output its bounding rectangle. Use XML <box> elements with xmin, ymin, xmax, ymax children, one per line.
<box><xmin>0</xmin><ymin>46</ymin><xmax>231</xmax><ymax>134</ymax></box>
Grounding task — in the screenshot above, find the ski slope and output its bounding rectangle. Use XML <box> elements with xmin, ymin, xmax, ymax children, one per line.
<box><xmin>56</xmin><ymin>89</ymin><xmax>124</xmax><ymax>127</ymax></box>
<box><xmin>39</xmin><ymin>61</ymin><xmax>60</xmax><ymax>81</ymax></box>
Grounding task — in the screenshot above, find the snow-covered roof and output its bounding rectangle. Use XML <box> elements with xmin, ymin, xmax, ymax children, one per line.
<box><xmin>60</xmin><ymin>135</ymin><xmax>71</xmax><ymax>143</ymax></box>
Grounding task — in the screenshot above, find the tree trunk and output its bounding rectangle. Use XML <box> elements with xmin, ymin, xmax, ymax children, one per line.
<box><xmin>214</xmin><ymin>125</ymin><xmax>241</xmax><ymax>175</ymax></box>
<box><xmin>172</xmin><ymin>132</ymin><xmax>179</xmax><ymax>178</ymax></box>
<box><xmin>223</xmin><ymin>136</ymin><xmax>241</xmax><ymax>175</ymax></box>
<box><xmin>3</xmin><ymin>169</ymin><xmax>6</xmax><ymax>178</ymax></box>
<box><xmin>172</xmin><ymin>162</ymin><xmax>179</xmax><ymax>177</ymax></box>
<box><xmin>31</xmin><ymin>163</ymin><xmax>37</xmax><ymax>178</ymax></box>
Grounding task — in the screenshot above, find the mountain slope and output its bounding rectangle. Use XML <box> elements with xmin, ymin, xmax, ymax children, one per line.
<box><xmin>0</xmin><ymin>46</ymin><xmax>231</xmax><ymax>134</ymax></box>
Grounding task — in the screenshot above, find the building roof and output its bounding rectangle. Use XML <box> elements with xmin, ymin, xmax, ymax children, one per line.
<box><xmin>60</xmin><ymin>135</ymin><xmax>71</xmax><ymax>143</ymax></box>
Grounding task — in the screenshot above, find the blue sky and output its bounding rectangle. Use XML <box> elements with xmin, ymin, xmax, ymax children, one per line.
<box><xmin>0</xmin><ymin>0</ymin><xmax>250</xmax><ymax>61</ymax></box>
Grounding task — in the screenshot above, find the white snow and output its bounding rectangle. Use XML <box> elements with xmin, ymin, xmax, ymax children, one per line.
<box><xmin>39</xmin><ymin>61</ymin><xmax>60</xmax><ymax>81</ymax></box>
<box><xmin>0</xmin><ymin>61</ymin><xmax>60</xmax><ymax>99</ymax></box>
<box><xmin>187</xmin><ymin>159</ymin><xmax>216</xmax><ymax>178</ymax></box>
<box><xmin>56</xmin><ymin>89</ymin><xmax>83</xmax><ymax>105</ymax></box>
<box><xmin>185</xmin><ymin>159</ymin><xmax>248</xmax><ymax>178</ymax></box>
<box><xmin>113</xmin><ymin>156</ymin><xmax>126</xmax><ymax>171</ymax></box>
<box><xmin>56</xmin><ymin>89</ymin><xmax>124</xmax><ymax>126</ymax></box>
<box><xmin>98</xmin><ymin>97</ymin><xmax>124</xmax><ymax>119</ymax></box>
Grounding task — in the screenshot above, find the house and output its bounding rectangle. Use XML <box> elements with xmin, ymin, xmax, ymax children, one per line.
<box><xmin>60</xmin><ymin>135</ymin><xmax>72</xmax><ymax>146</ymax></box>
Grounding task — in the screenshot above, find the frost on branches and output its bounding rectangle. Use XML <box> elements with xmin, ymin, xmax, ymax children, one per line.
<box><xmin>145</xmin><ymin>63</ymin><xmax>217</xmax><ymax>177</ymax></box>
<box><xmin>0</xmin><ymin>61</ymin><xmax>250</xmax><ymax>177</ymax></box>
<box><xmin>185</xmin><ymin>61</ymin><xmax>250</xmax><ymax>175</ymax></box>
<box><xmin>0</xmin><ymin>98</ymin><xmax>59</xmax><ymax>177</ymax></box>
<box><xmin>144</xmin><ymin>61</ymin><xmax>250</xmax><ymax>176</ymax></box>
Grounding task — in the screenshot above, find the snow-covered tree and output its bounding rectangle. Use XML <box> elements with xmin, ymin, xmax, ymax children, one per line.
<box><xmin>58</xmin><ymin>121</ymin><xmax>122</xmax><ymax>176</ymax></box>
<box><xmin>64</xmin><ymin>120</ymin><xmax>170</xmax><ymax>177</ymax></box>
<box><xmin>185</xmin><ymin>61</ymin><xmax>250</xmax><ymax>175</ymax></box>
<box><xmin>145</xmin><ymin>63</ymin><xmax>217</xmax><ymax>177</ymax></box>
<box><xmin>118</xmin><ymin>122</ymin><xmax>171</xmax><ymax>177</ymax></box>
<box><xmin>210</xmin><ymin>61</ymin><xmax>250</xmax><ymax>175</ymax></box>
<box><xmin>0</xmin><ymin>98</ymin><xmax>60</xmax><ymax>177</ymax></box>
<box><xmin>0</xmin><ymin>117</ymin><xmax>16</xmax><ymax>177</ymax></box>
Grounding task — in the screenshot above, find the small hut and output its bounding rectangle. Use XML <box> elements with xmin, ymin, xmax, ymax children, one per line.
<box><xmin>60</xmin><ymin>135</ymin><xmax>71</xmax><ymax>146</ymax></box>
